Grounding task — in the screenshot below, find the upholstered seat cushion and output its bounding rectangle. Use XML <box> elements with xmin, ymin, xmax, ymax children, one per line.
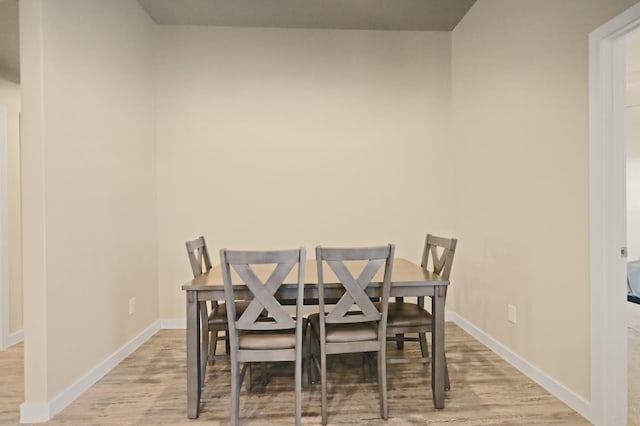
<box><xmin>238</xmin><ymin>329</ymin><xmax>297</xmax><ymax>350</ymax></box>
<box><xmin>308</xmin><ymin>313</ymin><xmax>378</xmax><ymax>343</ymax></box>
<box><xmin>378</xmin><ymin>302</ymin><xmax>433</xmax><ymax>328</ymax></box>
<box><xmin>208</xmin><ymin>301</ymin><xmax>264</xmax><ymax>325</ymax></box>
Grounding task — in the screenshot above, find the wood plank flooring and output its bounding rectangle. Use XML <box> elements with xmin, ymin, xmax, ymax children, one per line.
<box><xmin>1</xmin><ymin>323</ymin><xmax>589</xmax><ymax>425</ymax></box>
<box><xmin>0</xmin><ymin>341</ymin><xmax>22</xmax><ymax>426</ymax></box>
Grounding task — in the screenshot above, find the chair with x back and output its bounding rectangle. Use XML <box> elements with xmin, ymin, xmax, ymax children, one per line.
<box><xmin>220</xmin><ymin>247</ymin><xmax>306</xmax><ymax>426</ymax></box>
<box><xmin>309</xmin><ymin>244</ymin><xmax>394</xmax><ymax>425</ymax></box>
<box><xmin>185</xmin><ymin>236</ymin><xmax>259</xmax><ymax>385</ymax></box>
<box><xmin>185</xmin><ymin>236</ymin><xmax>219</xmax><ymax>386</ymax></box>
<box><xmin>384</xmin><ymin>234</ymin><xmax>457</xmax><ymax>390</ymax></box>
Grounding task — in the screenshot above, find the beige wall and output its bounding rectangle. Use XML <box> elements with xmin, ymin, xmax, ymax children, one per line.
<box><xmin>155</xmin><ymin>26</ymin><xmax>454</xmax><ymax>319</ymax></box>
<box><xmin>0</xmin><ymin>76</ymin><xmax>22</xmax><ymax>335</ymax></box>
<box><xmin>20</xmin><ymin>0</ymin><xmax>157</xmax><ymax>403</ymax></box>
<box><xmin>451</xmin><ymin>0</ymin><xmax>639</xmax><ymax>400</ymax></box>
<box><xmin>628</xmin><ymin>30</ymin><xmax>640</xmax><ymax>260</ymax></box>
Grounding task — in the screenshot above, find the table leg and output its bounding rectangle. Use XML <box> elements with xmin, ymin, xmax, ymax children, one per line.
<box><xmin>431</xmin><ymin>286</ymin><xmax>446</xmax><ymax>409</ymax></box>
<box><xmin>187</xmin><ymin>290</ymin><xmax>202</xmax><ymax>418</ymax></box>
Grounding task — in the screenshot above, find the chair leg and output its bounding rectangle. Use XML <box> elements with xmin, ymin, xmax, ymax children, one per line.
<box><xmin>208</xmin><ymin>328</ymin><xmax>219</xmax><ymax>366</ymax></box>
<box><xmin>394</xmin><ymin>297</ymin><xmax>405</xmax><ymax>350</ymax></box>
<box><xmin>378</xmin><ymin>347</ymin><xmax>388</xmax><ymax>420</ymax></box>
<box><xmin>231</xmin><ymin>359</ymin><xmax>241</xmax><ymax>426</ymax></box>
<box><xmin>295</xmin><ymin>337</ymin><xmax>302</xmax><ymax>426</ymax></box>
<box><xmin>362</xmin><ymin>352</ymin><xmax>376</xmax><ymax>381</ymax></box>
<box><xmin>418</xmin><ymin>332</ymin><xmax>429</xmax><ymax>363</ymax></box>
<box><xmin>444</xmin><ymin>354</ymin><xmax>451</xmax><ymax>391</ymax></box>
<box><xmin>200</xmin><ymin>335</ymin><xmax>209</xmax><ymax>386</ymax></box>
<box><xmin>320</xmin><ymin>344</ymin><xmax>328</xmax><ymax>425</ymax></box>
<box><xmin>245</xmin><ymin>362</ymin><xmax>253</xmax><ymax>392</ymax></box>
<box><xmin>309</xmin><ymin>326</ymin><xmax>319</xmax><ymax>385</ymax></box>
<box><xmin>421</xmin><ymin>331</ymin><xmax>449</xmax><ymax>390</ymax></box>
<box><xmin>199</xmin><ymin>305</ymin><xmax>209</xmax><ymax>386</ymax></box>
<box><xmin>302</xmin><ymin>321</ymin><xmax>310</xmax><ymax>388</ymax></box>
<box><xmin>395</xmin><ymin>333</ymin><xmax>405</xmax><ymax>350</ymax></box>
<box><xmin>225</xmin><ymin>330</ymin><xmax>231</xmax><ymax>355</ymax></box>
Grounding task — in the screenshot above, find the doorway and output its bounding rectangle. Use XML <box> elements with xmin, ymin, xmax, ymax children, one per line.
<box><xmin>590</xmin><ymin>3</ymin><xmax>640</xmax><ymax>425</ymax></box>
<box><xmin>627</xmin><ymin>26</ymin><xmax>640</xmax><ymax>424</ymax></box>
<box><xmin>0</xmin><ymin>78</ymin><xmax>22</xmax><ymax>349</ymax></box>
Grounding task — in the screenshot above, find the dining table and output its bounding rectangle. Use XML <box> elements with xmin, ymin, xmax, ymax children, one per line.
<box><xmin>181</xmin><ymin>257</ymin><xmax>449</xmax><ymax>419</ymax></box>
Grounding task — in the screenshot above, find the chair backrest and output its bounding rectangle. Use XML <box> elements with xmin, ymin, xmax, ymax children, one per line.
<box><xmin>421</xmin><ymin>234</ymin><xmax>457</xmax><ymax>280</ymax></box>
<box><xmin>185</xmin><ymin>236</ymin><xmax>212</xmax><ymax>278</ymax></box>
<box><xmin>219</xmin><ymin>248</ymin><xmax>306</xmax><ymax>332</ymax></box>
<box><xmin>316</xmin><ymin>245</ymin><xmax>395</xmax><ymax>325</ymax></box>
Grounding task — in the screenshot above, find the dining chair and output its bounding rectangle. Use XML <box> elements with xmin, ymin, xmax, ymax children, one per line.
<box><xmin>185</xmin><ymin>236</ymin><xmax>257</xmax><ymax>385</ymax></box>
<box><xmin>220</xmin><ymin>247</ymin><xmax>306</xmax><ymax>426</ymax></box>
<box><xmin>384</xmin><ymin>234</ymin><xmax>457</xmax><ymax>390</ymax></box>
<box><xmin>309</xmin><ymin>244</ymin><xmax>394</xmax><ymax>425</ymax></box>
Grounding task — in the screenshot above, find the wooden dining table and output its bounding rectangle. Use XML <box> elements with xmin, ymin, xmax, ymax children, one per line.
<box><xmin>181</xmin><ymin>257</ymin><xmax>449</xmax><ymax>419</ymax></box>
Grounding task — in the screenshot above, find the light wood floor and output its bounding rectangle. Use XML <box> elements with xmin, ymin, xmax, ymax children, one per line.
<box><xmin>0</xmin><ymin>339</ymin><xmax>22</xmax><ymax>426</ymax></box>
<box><xmin>0</xmin><ymin>323</ymin><xmax>588</xmax><ymax>425</ymax></box>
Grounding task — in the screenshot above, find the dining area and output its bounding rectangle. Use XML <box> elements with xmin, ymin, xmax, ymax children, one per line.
<box><xmin>182</xmin><ymin>234</ymin><xmax>456</xmax><ymax>424</ymax></box>
<box><xmin>9</xmin><ymin>0</ymin><xmax>628</xmax><ymax>423</ymax></box>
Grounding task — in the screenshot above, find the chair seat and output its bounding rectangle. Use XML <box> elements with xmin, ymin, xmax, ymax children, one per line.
<box><xmin>208</xmin><ymin>301</ymin><xmax>258</xmax><ymax>325</ymax></box>
<box><xmin>238</xmin><ymin>329</ymin><xmax>297</xmax><ymax>350</ymax></box>
<box><xmin>308</xmin><ymin>313</ymin><xmax>378</xmax><ymax>343</ymax></box>
<box><xmin>380</xmin><ymin>302</ymin><xmax>433</xmax><ymax>328</ymax></box>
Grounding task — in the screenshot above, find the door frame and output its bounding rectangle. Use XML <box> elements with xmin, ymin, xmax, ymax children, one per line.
<box><xmin>0</xmin><ymin>104</ymin><xmax>9</xmax><ymax>349</ymax></box>
<box><xmin>589</xmin><ymin>3</ymin><xmax>640</xmax><ymax>424</ymax></box>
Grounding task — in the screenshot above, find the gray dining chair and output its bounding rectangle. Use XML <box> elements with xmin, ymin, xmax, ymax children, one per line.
<box><xmin>384</xmin><ymin>234</ymin><xmax>457</xmax><ymax>390</ymax></box>
<box><xmin>185</xmin><ymin>236</ymin><xmax>257</xmax><ymax>385</ymax></box>
<box><xmin>220</xmin><ymin>247</ymin><xmax>306</xmax><ymax>426</ymax></box>
<box><xmin>309</xmin><ymin>244</ymin><xmax>394</xmax><ymax>425</ymax></box>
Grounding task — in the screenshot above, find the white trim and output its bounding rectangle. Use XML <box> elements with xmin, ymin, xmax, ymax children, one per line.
<box><xmin>7</xmin><ymin>329</ymin><xmax>23</xmax><ymax>346</ymax></box>
<box><xmin>448</xmin><ymin>312</ymin><xmax>592</xmax><ymax>422</ymax></box>
<box><xmin>19</xmin><ymin>404</ymin><xmax>50</xmax><ymax>424</ymax></box>
<box><xmin>589</xmin><ymin>3</ymin><xmax>640</xmax><ymax>425</ymax></box>
<box><xmin>19</xmin><ymin>320</ymin><xmax>160</xmax><ymax>423</ymax></box>
<box><xmin>0</xmin><ymin>104</ymin><xmax>9</xmax><ymax>349</ymax></box>
<box><xmin>160</xmin><ymin>318</ymin><xmax>186</xmax><ymax>329</ymax></box>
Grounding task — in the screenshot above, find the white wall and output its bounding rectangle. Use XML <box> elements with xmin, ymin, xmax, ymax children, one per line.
<box><xmin>627</xmin><ymin>30</ymin><xmax>640</xmax><ymax>261</ymax></box>
<box><xmin>20</xmin><ymin>0</ymin><xmax>157</xmax><ymax>409</ymax></box>
<box><xmin>0</xmin><ymin>76</ymin><xmax>22</xmax><ymax>336</ymax></box>
<box><xmin>155</xmin><ymin>26</ymin><xmax>454</xmax><ymax>319</ymax></box>
<box><xmin>451</xmin><ymin>0</ymin><xmax>639</xmax><ymax>400</ymax></box>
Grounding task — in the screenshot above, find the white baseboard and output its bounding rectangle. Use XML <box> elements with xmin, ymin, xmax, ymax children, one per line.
<box><xmin>19</xmin><ymin>404</ymin><xmax>50</xmax><ymax>424</ymax></box>
<box><xmin>160</xmin><ymin>318</ymin><xmax>186</xmax><ymax>329</ymax></box>
<box><xmin>20</xmin><ymin>320</ymin><xmax>161</xmax><ymax>423</ymax></box>
<box><xmin>6</xmin><ymin>329</ymin><xmax>23</xmax><ymax>346</ymax></box>
<box><xmin>448</xmin><ymin>312</ymin><xmax>593</xmax><ymax>423</ymax></box>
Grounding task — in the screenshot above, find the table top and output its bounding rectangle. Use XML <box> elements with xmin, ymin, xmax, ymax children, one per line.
<box><xmin>182</xmin><ymin>258</ymin><xmax>448</xmax><ymax>290</ymax></box>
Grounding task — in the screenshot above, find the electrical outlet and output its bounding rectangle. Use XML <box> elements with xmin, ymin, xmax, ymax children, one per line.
<box><xmin>508</xmin><ymin>304</ymin><xmax>517</xmax><ymax>324</ymax></box>
<box><xmin>129</xmin><ymin>297</ymin><xmax>136</xmax><ymax>315</ymax></box>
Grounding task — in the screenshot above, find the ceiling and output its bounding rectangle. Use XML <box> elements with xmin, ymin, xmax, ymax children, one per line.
<box><xmin>137</xmin><ymin>0</ymin><xmax>477</xmax><ymax>31</ymax></box>
<box><xmin>0</xmin><ymin>0</ymin><xmax>478</xmax><ymax>83</ymax></box>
